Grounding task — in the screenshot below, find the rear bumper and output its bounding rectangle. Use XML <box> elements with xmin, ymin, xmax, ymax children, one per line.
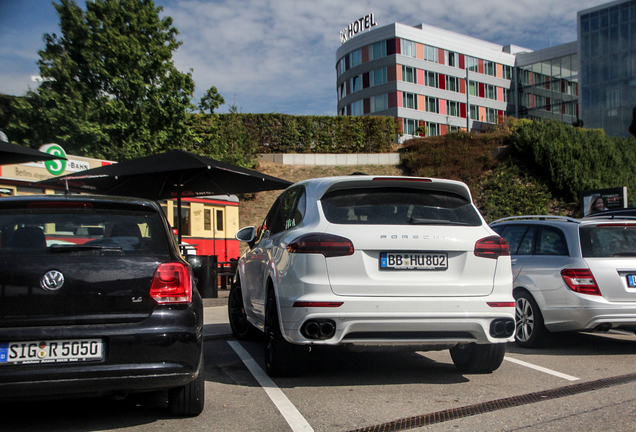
<box><xmin>544</xmin><ymin>304</ymin><xmax>636</xmax><ymax>332</ymax></box>
<box><xmin>0</xmin><ymin>301</ymin><xmax>203</xmax><ymax>400</ymax></box>
<box><xmin>278</xmin><ymin>295</ymin><xmax>515</xmax><ymax>346</ymax></box>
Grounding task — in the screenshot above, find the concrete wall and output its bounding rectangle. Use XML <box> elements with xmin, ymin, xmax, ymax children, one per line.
<box><xmin>258</xmin><ymin>153</ymin><xmax>401</xmax><ymax>165</ymax></box>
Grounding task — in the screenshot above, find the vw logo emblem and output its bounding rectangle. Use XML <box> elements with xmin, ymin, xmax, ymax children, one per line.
<box><xmin>41</xmin><ymin>270</ymin><xmax>65</xmax><ymax>291</ymax></box>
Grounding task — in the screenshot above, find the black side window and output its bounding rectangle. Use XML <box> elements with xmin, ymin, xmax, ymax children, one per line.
<box><xmin>498</xmin><ymin>225</ymin><xmax>529</xmax><ymax>255</ymax></box>
<box><xmin>536</xmin><ymin>226</ymin><xmax>568</xmax><ymax>256</ymax></box>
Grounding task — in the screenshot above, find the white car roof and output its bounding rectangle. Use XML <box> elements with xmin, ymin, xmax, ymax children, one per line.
<box><xmin>292</xmin><ymin>176</ymin><xmax>474</xmax><ymax>202</ymax></box>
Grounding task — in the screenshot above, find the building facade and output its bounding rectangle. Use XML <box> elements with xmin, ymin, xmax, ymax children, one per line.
<box><xmin>579</xmin><ymin>0</ymin><xmax>636</xmax><ymax>137</ymax></box>
<box><xmin>337</xmin><ymin>0</ymin><xmax>635</xmax><ymax>139</ymax></box>
<box><xmin>335</xmin><ymin>23</ymin><xmax>519</xmax><ymax>139</ymax></box>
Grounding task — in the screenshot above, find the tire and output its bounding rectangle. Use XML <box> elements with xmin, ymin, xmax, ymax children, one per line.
<box><xmin>450</xmin><ymin>343</ymin><xmax>506</xmax><ymax>374</ymax></box>
<box><xmin>168</xmin><ymin>372</ymin><xmax>205</xmax><ymax>417</ymax></box>
<box><xmin>264</xmin><ymin>289</ymin><xmax>306</xmax><ymax>377</ymax></box>
<box><xmin>514</xmin><ymin>290</ymin><xmax>547</xmax><ymax>348</ymax></box>
<box><xmin>228</xmin><ymin>281</ymin><xmax>260</xmax><ymax>341</ymax></box>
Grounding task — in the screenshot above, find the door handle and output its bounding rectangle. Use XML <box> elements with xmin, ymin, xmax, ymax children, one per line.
<box><xmin>511</xmin><ymin>259</ymin><xmax>518</xmax><ymax>265</ymax></box>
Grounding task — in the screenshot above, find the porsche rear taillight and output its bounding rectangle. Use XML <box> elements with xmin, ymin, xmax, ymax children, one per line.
<box><xmin>474</xmin><ymin>236</ymin><xmax>510</xmax><ymax>259</ymax></box>
<box><xmin>149</xmin><ymin>262</ymin><xmax>192</xmax><ymax>304</ymax></box>
<box><xmin>287</xmin><ymin>233</ymin><xmax>354</xmax><ymax>258</ymax></box>
<box><xmin>561</xmin><ymin>269</ymin><xmax>601</xmax><ymax>296</ymax></box>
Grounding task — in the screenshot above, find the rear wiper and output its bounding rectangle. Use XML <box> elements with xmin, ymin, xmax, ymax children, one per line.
<box><xmin>409</xmin><ymin>217</ymin><xmax>467</xmax><ymax>225</ymax></box>
<box><xmin>613</xmin><ymin>252</ymin><xmax>636</xmax><ymax>257</ymax></box>
<box><xmin>50</xmin><ymin>244</ymin><xmax>123</xmax><ymax>253</ymax></box>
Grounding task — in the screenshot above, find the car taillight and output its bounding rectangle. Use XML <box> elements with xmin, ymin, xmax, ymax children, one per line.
<box><xmin>474</xmin><ymin>236</ymin><xmax>510</xmax><ymax>259</ymax></box>
<box><xmin>149</xmin><ymin>262</ymin><xmax>192</xmax><ymax>304</ymax></box>
<box><xmin>561</xmin><ymin>269</ymin><xmax>601</xmax><ymax>296</ymax></box>
<box><xmin>287</xmin><ymin>233</ymin><xmax>354</xmax><ymax>258</ymax></box>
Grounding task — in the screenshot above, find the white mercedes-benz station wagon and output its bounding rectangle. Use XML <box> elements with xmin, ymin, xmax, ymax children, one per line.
<box><xmin>229</xmin><ymin>176</ymin><xmax>514</xmax><ymax>376</ymax></box>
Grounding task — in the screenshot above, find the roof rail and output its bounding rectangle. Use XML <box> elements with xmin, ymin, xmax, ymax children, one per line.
<box><xmin>490</xmin><ymin>215</ymin><xmax>580</xmax><ymax>224</ymax></box>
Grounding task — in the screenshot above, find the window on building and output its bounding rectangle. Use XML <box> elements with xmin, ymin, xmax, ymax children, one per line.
<box><xmin>425</xmin><ymin>71</ymin><xmax>438</xmax><ymax>88</ymax></box>
<box><xmin>425</xmin><ymin>96</ymin><xmax>439</xmax><ymax>113</ymax></box>
<box><xmin>351</xmin><ymin>99</ymin><xmax>363</xmax><ymax>116</ymax></box>
<box><xmin>447</xmin><ymin>100</ymin><xmax>460</xmax><ymax>117</ymax></box>
<box><xmin>401</xmin><ymin>39</ymin><xmax>417</xmax><ymax>58</ymax></box>
<box><xmin>426</xmin><ymin>122</ymin><xmax>440</xmax><ymax>136</ymax></box>
<box><xmin>470</xmin><ymin>105</ymin><xmax>478</xmax><ymax>120</ymax></box>
<box><xmin>369</xmin><ymin>41</ymin><xmax>387</xmax><ymax>60</ymax></box>
<box><xmin>350</xmin><ymin>49</ymin><xmax>362</xmax><ymax>68</ymax></box>
<box><xmin>204</xmin><ymin>209</ymin><xmax>211</xmax><ymax>230</ymax></box>
<box><xmin>486</xmin><ymin>108</ymin><xmax>497</xmax><ymax>124</ymax></box>
<box><xmin>402</xmin><ymin>65</ymin><xmax>416</xmax><ymax>83</ymax></box>
<box><xmin>485</xmin><ymin>84</ymin><xmax>496</xmax><ymax>100</ymax></box>
<box><xmin>403</xmin><ymin>118</ymin><xmax>417</xmax><ymax>135</ymax></box>
<box><xmin>484</xmin><ymin>61</ymin><xmax>495</xmax><ymax>76</ymax></box>
<box><xmin>466</xmin><ymin>56</ymin><xmax>478</xmax><ymax>72</ymax></box>
<box><xmin>402</xmin><ymin>92</ymin><xmax>417</xmax><ymax>109</ymax></box>
<box><xmin>338</xmin><ymin>82</ymin><xmax>346</xmax><ymax>100</ymax></box>
<box><xmin>504</xmin><ymin>65</ymin><xmax>512</xmax><ymax>80</ymax></box>
<box><xmin>350</xmin><ymin>75</ymin><xmax>362</xmax><ymax>92</ymax></box>
<box><xmin>503</xmin><ymin>88</ymin><xmax>510</xmax><ymax>103</ymax></box>
<box><xmin>446</xmin><ymin>75</ymin><xmax>459</xmax><ymax>92</ymax></box>
<box><xmin>337</xmin><ymin>57</ymin><xmax>346</xmax><ymax>76</ymax></box>
<box><xmin>469</xmin><ymin>81</ymin><xmax>478</xmax><ymax>96</ymax></box>
<box><xmin>446</xmin><ymin>51</ymin><xmax>458</xmax><ymax>67</ymax></box>
<box><xmin>423</xmin><ymin>44</ymin><xmax>438</xmax><ymax>63</ymax></box>
<box><xmin>370</xmin><ymin>67</ymin><xmax>387</xmax><ymax>86</ymax></box>
<box><xmin>370</xmin><ymin>94</ymin><xmax>388</xmax><ymax>113</ymax></box>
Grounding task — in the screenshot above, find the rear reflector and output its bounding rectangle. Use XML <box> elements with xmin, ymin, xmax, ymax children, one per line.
<box><xmin>487</xmin><ymin>302</ymin><xmax>515</xmax><ymax>307</ymax></box>
<box><xmin>561</xmin><ymin>268</ymin><xmax>601</xmax><ymax>296</ymax></box>
<box><xmin>287</xmin><ymin>233</ymin><xmax>354</xmax><ymax>258</ymax></box>
<box><xmin>293</xmin><ymin>302</ymin><xmax>344</xmax><ymax>307</ymax></box>
<box><xmin>474</xmin><ymin>236</ymin><xmax>510</xmax><ymax>259</ymax></box>
<box><xmin>149</xmin><ymin>262</ymin><xmax>192</xmax><ymax>304</ymax></box>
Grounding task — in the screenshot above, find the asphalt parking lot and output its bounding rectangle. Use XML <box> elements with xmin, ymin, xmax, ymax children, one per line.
<box><xmin>3</xmin><ymin>322</ymin><xmax>636</xmax><ymax>432</ymax></box>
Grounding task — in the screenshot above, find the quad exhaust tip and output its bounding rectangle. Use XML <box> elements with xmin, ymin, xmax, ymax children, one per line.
<box><xmin>301</xmin><ymin>319</ymin><xmax>336</xmax><ymax>340</ymax></box>
<box><xmin>490</xmin><ymin>318</ymin><xmax>515</xmax><ymax>338</ymax></box>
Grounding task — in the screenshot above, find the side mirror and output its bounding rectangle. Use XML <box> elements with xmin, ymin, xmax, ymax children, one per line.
<box><xmin>236</xmin><ymin>226</ymin><xmax>256</xmax><ymax>245</ymax></box>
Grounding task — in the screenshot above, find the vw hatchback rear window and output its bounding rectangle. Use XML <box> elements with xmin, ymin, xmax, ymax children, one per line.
<box><xmin>0</xmin><ymin>209</ymin><xmax>170</xmax><ymax>256</ymax></box>
<box><xmin>580</xmin><ymin>224</ymin><xmax>636</xmax><ymax>257</ymax></box>
<box><xmin>321</xmin><ymin>187</ymin><xmax>482</xmax><ymax>226</ymax></box>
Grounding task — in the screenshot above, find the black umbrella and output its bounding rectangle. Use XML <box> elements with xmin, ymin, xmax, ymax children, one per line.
<box><xmin>0</xmin><ymin>138</ymin><xmax>67</xmax><ymax>165</ymax></box>
<box><xmin>39</xmin><ymin>150</ymin><xmax>292</xmax><ymax>243</ymax></box>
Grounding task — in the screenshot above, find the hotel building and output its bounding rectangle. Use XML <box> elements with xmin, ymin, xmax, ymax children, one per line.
<box><xmin>337</xmin><ymin>0</ymin><xmax>635</xmax><ymax>139</ymax></box>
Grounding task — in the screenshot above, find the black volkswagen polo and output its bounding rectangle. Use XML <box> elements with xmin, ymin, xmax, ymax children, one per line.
<box><xmin>0</xmin><ymin>194</ymin><xmax>204</xmax><ymax>416</ymax></box>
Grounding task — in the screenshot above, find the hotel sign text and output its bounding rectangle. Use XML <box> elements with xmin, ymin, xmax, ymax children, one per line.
<box><xmin>340</xmin><ymin>13</ymin><xmax>377</xmax><ymax>45</ymax></box>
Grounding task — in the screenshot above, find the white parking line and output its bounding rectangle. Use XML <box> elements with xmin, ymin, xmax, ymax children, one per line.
<box><xmin>228</xmin><ymin>341</ymin><xmax>314</xmax><ymax>432</ymax></box>
<box><xmin>504</xmin><ymin>356</ymin><xmax>580</xmax><ymax>381</ymax></box>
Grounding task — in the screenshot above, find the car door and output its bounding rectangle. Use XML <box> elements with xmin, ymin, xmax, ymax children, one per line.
<box><xmin>518</xmin><ymin>225</ymin><xmax>571</xmax><ymax>302</ymax></box>
<box><xmin>493</xmin><ymin>224</ymin><xmax>535</xmax><ymax>280</ymax></box>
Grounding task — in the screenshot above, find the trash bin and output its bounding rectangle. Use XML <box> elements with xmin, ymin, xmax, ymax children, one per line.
<box><xmin>186</xmin><ymin>255</ymin><xmax>218</xmax><ymax>298</ymax></box>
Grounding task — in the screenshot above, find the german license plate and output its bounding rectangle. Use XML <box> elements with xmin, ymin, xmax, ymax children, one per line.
<box><xmin>628</xmin><ymin>275</ymin><xmax>636</xmax><ymax>287</ymax></box>
<box><xmin>0</xmin><ymin>339</ymin><xmax>103</xmax><ymax>365</ymax></box>
<box><xmin>380</xmin><ymin>252</ymin><xmax>448</xmax><ymax>270</ymax></box>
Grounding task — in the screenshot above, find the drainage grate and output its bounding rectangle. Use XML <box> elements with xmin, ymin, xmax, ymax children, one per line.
<box><xmin>345</xmin><ymin>372</ymin><xmax>636</xmax><ymax>432</ymax></box>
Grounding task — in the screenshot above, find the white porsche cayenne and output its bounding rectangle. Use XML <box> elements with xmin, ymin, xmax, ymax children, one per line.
<box><xmin>229</xmin><ymin>176</ymin><xmax>515</xmax><ymax>376</ymax></box>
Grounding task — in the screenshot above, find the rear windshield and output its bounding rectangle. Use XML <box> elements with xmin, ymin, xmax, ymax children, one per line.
<box><xmin>321</xmin><ymin>187</ymin><xmax>482</xmax><ymax>226</ymax></box>
<box><xmin>0</xmin><ymin>209</ymin><xmax>170</xmax><ymax>256</ymax></box>
<box><xmin>580</xmin><ymin>224</ymin><xmax>636</xmax><ymax>257</ymax></box>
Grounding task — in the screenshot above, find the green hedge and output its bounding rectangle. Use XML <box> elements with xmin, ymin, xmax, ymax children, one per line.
<box><xmin>191</xmin><ymin>113</ymin><xmax>398</xmax><ymax>155</ymax></box>
<box><xmin>508</xmin><ymin>120</ymin><xmax>636</xmax><ymax>205</ymax></box>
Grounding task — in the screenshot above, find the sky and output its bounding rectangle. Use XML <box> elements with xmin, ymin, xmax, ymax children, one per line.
<box><xmin>0</xmin><ymin>0</ymin><xmax>614</xmax><ymax>116</ymax></box>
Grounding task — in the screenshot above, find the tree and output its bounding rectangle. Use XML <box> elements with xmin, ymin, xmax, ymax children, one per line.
<box><xmin>198</xmin><ymin>86</ymin><xmax>225</xmax><ymax>114</ymax></box>
<box><xmin>6</xmin><ymin>0</ymin><xmax>196</xmax><ymax>160</ymax></box>
<box><xmin>629</xmin><ymin>107</ymin><xmax>636</xmax><ymax>138</ymax></box>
